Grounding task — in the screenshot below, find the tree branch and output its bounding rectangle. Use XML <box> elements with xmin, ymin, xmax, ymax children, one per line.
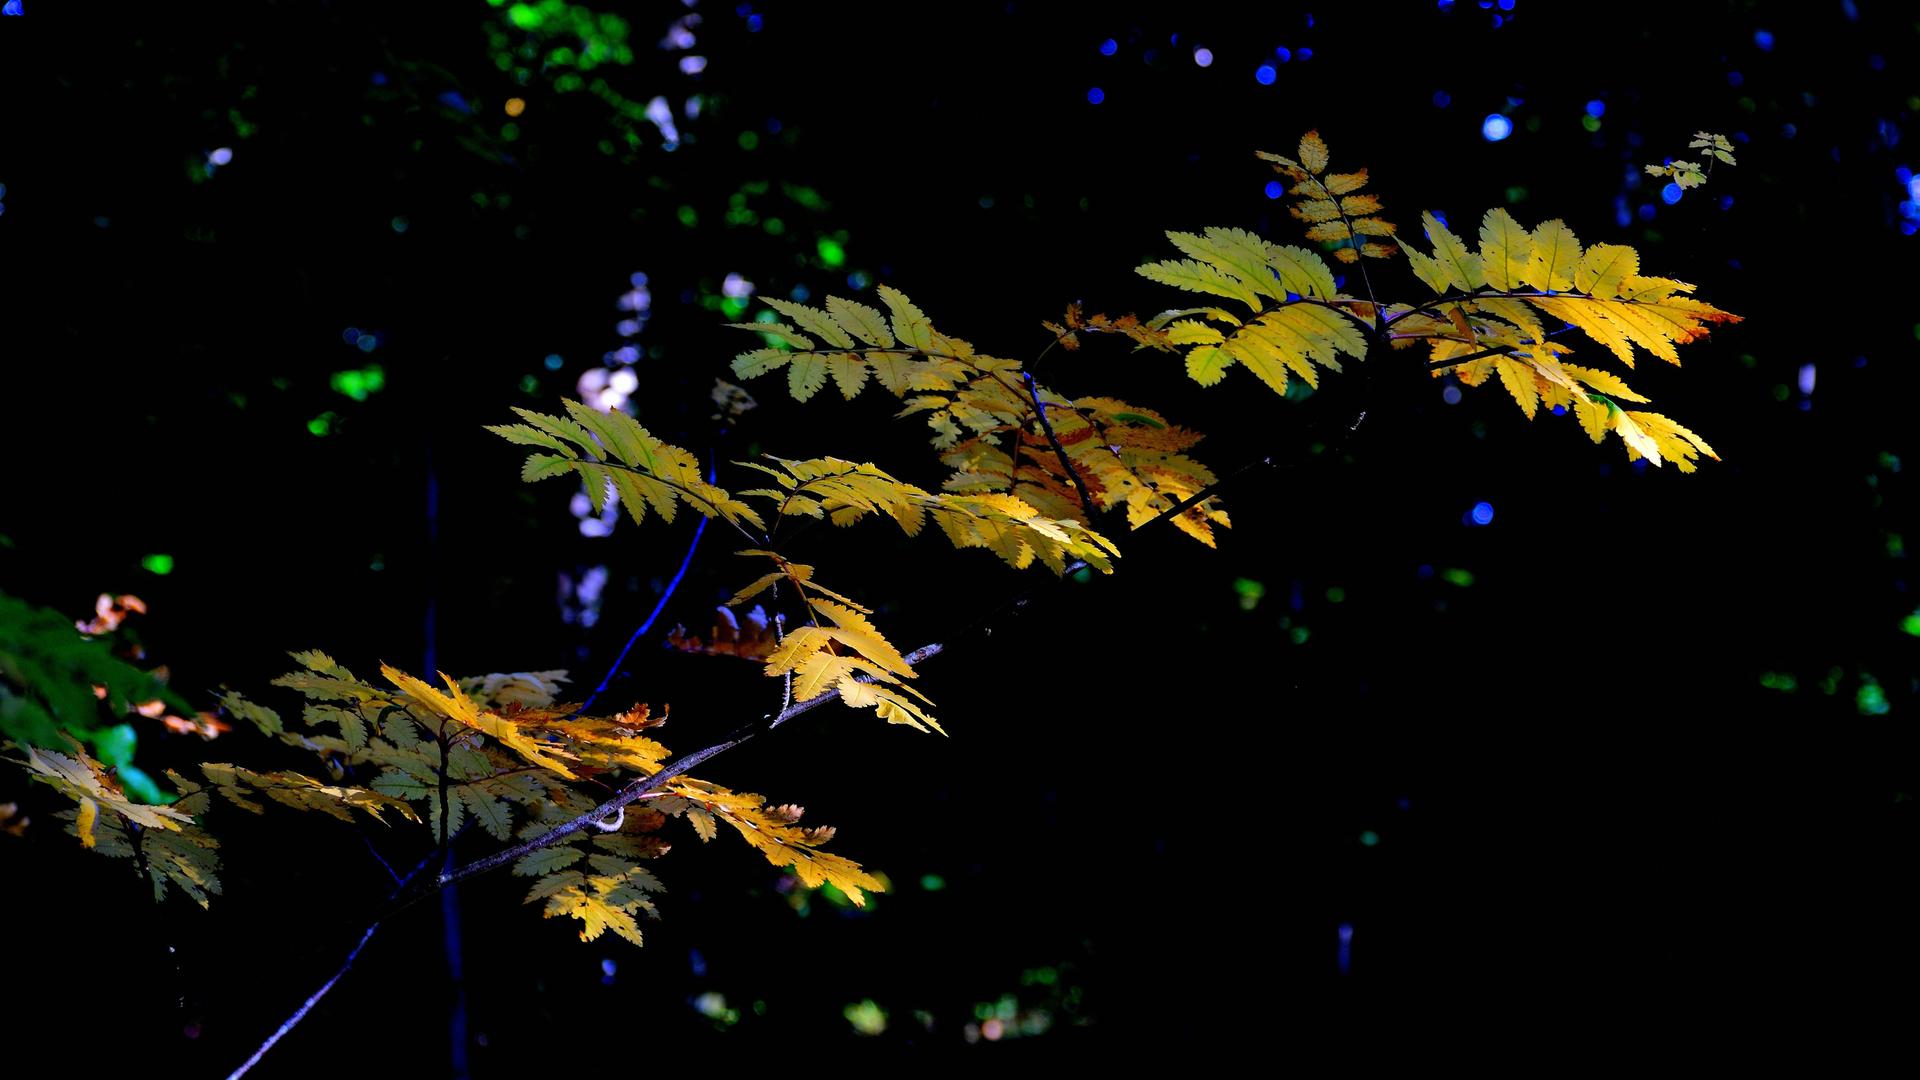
<box><xmin>1425</xmin><ymin>323</ymin><xmax>1579</xmax><ymax>372</ymax></box>
<box><xmin>226</xmin><ymin>847</ymin><xmax>440</xmax><ymax>1080</ymax></box>
<box><xmin>569</xmin><ymin>510</ymin><xmax>710</xmax><ymax>718</ymax></box>
<box><xmin>438</xmin><ymin>642</ymin><xmax>944</xmax><ymax>889</ymax></box>
<box><xmin>1021</xmin><ymin>371</ymin><xmax>1099</xmax><ymax>523</ymax></box>
<box><xmin>235</xmin><ymin>350</ymin><xmax>1374</xmax><ymax>1075</ymax></box>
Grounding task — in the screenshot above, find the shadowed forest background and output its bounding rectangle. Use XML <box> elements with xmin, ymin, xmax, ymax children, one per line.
<box><xmin>1</xmin><ymin>0</ymin><xmax>1916</xmax><ymax>1070</ymax></box>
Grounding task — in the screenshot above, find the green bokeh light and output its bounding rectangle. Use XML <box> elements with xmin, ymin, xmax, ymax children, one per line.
<box><xmin>1233</xmin><ymin>577</ymin><xmax>1265</xmax><ymax>611</ymax></box>
<box><xmin>1359</xmin><ymin>830</ymin><xmax>1380</xmax><ymax>847</ymax></box>
<box><xmin>1856</xmin><ymin>677</ymin><xmax>1891</xmax><ymax>716</ymax></box>
<box><xmin>330</xmin><ymin>365</ymin><xmax>386</xmax><ymax>402</ymax></box>
<box><xmin>140</xmin><ymin>553</ymin><xmax>175</xmax><ymax>576</ymax></box>
<box><xmin>817</xmin><ymin>238</ymin><xmax>846</xmax><ymax>267</ymax></box>
<box><xmin>919</xmin><ymin>873</ymin><xmax>946</xmax><ymax>892</ymax></box>
<box><xmin>844</xmin><ymin>999</ymin><xmax>887</xmax><ymax>1036</ymax></box>
<box><xmin>1441</xmin><ymin>567</ymin><xmax>1475</xmax><ymax>588</ymax></box>
<box><xmin>783</xmin><ymin>183</ymin><xmax>828</xmax><ymax>211</ymax></box>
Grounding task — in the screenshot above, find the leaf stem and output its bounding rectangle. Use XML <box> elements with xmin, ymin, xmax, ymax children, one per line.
<box><xmin>1021</xmin><ymin>372</ymin><xmax>1099</xmax><ymax>522</ymax></box>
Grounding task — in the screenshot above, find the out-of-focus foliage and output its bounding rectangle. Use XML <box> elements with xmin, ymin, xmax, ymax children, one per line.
<box><xmin>0</xmin><ymin>590</ymin><xmax>195</xmax><ymax>803</ymax></box>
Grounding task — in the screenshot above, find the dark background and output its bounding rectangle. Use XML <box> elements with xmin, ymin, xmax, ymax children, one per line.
<box><xmin>1</xmin><ymin>0</ymin><xmax>1915</xmax><ymax>1071</ymax></box>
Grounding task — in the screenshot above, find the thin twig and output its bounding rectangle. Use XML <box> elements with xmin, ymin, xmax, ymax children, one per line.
<box><xmin>437</xmin><ymin>642</ymin><xmax>943</xmax><ymax>888</ymax></box>
<box><xmin>570</xmin><ymin>511</ymin><xmax>711</xmax><ymax>718</ymax></box>
<box><xmin>226</xmin><ymin>847</ymin><xmax>440</xmax><ymax>1080</ymax></box>
<box><xmin>1425</xmin><ymin>323</ymin><xmax>1579</xmax><ymax>372</ymax></box>
<box><xmin>360</xmin><ymin>832</ymin><xmax>403</xmax><ymax>887</ymax></box>
<box><xmin>1022</xmin><ymin>371</ymin><xmax>1099</xmax><ymax>522</ymax></box>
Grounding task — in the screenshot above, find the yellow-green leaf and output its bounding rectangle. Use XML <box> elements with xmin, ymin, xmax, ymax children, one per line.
<box><xmin>1523</xmin><ymin>219</ymin><xmax>1581</xmax><ymax>292</ymax></box>
<box><xmin>1478</xmin><ymin>208</ymin><xmax>1533</xmax><ymax>291</ymax></box>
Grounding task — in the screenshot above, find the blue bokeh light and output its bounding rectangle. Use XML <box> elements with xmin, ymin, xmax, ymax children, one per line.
<box><xmin>1661</xmin><ymin>182</ymin><xmax>1683</xmax><ymax>205</ymax></box>
<box><xmin>1255</xmin><ymin>64</ymin><xmax>1277</xmax><ymax>85</ymax></box>
<box><xmin>1265</xmin><ymin>180</ymin><xmax>1285</xmax><ymax>199</ymax></box>
<box><xmin>1585</xmin><ymin>99</ymin><xmax>1605</xmax><ymax>118</ymax></box>
<box><xmin>1086</xmin><ymin>86</ymin><xmax>1106</xmax><ymax>105</ymax></box>
<box><xmin>1193</xmin><ymin>47</ymin><xmax>1213</xmax><ymax>67</ymax></box>
<box><xmin>1470</xmin><ymin>501</ymin><xmax>1495</xmax><ymax>526</ymax></box>
<box><xmin>1754</xmin><ymin>29</ymin><xmax>1774</xmax><ymax>51</ymax></box>
<box><xmin>1482</xmin><ymin>113</ymin><xmax>1513</xmax><ymax>141</ymax></box>
<box><xmin>1099</xmin><ymin>37</ymin><xmax>1118</xmax><ymax>56</ymax></box>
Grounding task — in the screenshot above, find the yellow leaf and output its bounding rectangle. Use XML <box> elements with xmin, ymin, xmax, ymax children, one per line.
<box><xmin>1560</xmin><ymin>363</ymin><xmax>1649</xmax><ymax>403</ymax></box>
<box><xmin>1185</xmin><ymin>345</ymin><xmax>1234</xmax><ymax>386</ymax></box>
<box><xmin>1495</xmin><ymin>357</ymin><xmax>1540</xmax><ymax>419</ymax></box>
<box><xmin>1422</xmin><ymin>211</ymin><xmax>1485</xmax><ymax>292</ymax></box>
<box><xmin>762</xmin><ymin>297</ymin><xmax>855</xmax><ymax>348</ymax></box>
<box><xmin>1478</xmin><ymin>208</ymin><xmax>1533</xmax><ymax>291</ymax></box>
<box><xmin>787</xmin><ymin>353</ymin><xmax>828</xmax><ymax>401</ymax></box>
<box><xmin>75</xmin><ymin>797</ymin><xmax>99</xmax><ymax>849</ymax></box>
<box><xmin>11</xmin><ymin>744</ymin><xmax>192</xmax><ymax>834</ymax></box>
<box><xmin>725</xmin><ymin>321</ymin><xmax>813</xmax><ymax>350</ymax></box>
<box><xmin>875</xmin><ymin>285</ymin><xmax>934</xmax><ymax>351</ymax></box>
<box><xmin>1298</xmin><ymin>130</ymin><xmax>1330</xmax><ymax>173</ymax></box>
<box><xmin>1400</xmin><ymin>241</ymin><xmax>1449</xmax><ymax>295</ymax></box>
<box><xmin>1531</xmin><ymin>297</ymin><xmax>1639</xmax><ymax>367</ymax></box>
<box><xmin>380</xmin><ymin>665</ymin><xmax>578</xmax><ymax>779</ymax></box>
<box><xmin>1267</xmin><ymin>245</ymin><xmax>1339</xmax><ymax>299</ymax></box>
<box><xmin>1608</xmin><ymin>405</ymin><xmax>1663</xmax><ymax>465</ymax></box>
<box><xmin>809</xmin><ymin>598</ymin><xmax>916</xmax><ymax>678</ymax></box>
<box><xmin>1321</xmin><ymin>169</ymin><xmax>1367</xmax><ymax>194</ymax></box>
<box><xmin>1572</xmin><ymin>396</ymin><xmax>1610</xmax><ymax>443</ymax></box>
<box><xmin>1576</xmin><ymin>244</ymin><xmax>1639</xmax><ymax>299</ymax></box>
<box><xmin>1523</xmin><ymin>219</ymin><xmax>1581</xmax><ymax>291</ymax></box>
<box><xmin>826</xmin><ymin>296</ymin><xmax>895</xmax><ymax>347</ymax></box>
<box><xmin>762</xmin><ymin>622</ymin><xmax>831</xmax><ymax>675</ymax></box>
<box><xmin>826</xmin><ymin>353</ymin><xmax>869</xmax><ymax>399</ymax></box>
<box><xmin>1136</xmin><ymin>258</ymin><xmax>1263</xmax><ymax>312</ymax></box>
<box><xmin>1166</xmin><ymin>319</ymin><xmax>1224</xmax><ymax>345</ymax></box>
<box><xmin>687</xmin><ymin>806</ymin><xmax>717</xmax><ymax>842</ymax></box>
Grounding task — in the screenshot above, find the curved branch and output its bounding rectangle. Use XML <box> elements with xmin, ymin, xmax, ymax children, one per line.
<box><xmin>569</xmin><ymin>510</ymin><xmax>710</xmax><ymax>718</ymax></box>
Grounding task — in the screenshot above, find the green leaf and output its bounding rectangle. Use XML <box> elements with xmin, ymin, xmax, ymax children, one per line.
<box><xmin>514</xmin><ymin>845</ymin><xmax>586</xmax><ymax>877</ymax></box>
